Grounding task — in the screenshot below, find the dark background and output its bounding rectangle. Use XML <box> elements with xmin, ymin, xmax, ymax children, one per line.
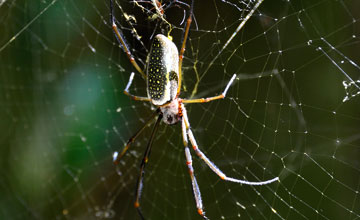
<box><xmin>1</xmin><ymin>0</ymin><xmax>360</xmax><ymax>219</ymax></box>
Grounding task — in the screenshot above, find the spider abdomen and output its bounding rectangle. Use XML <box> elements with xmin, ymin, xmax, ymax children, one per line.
<box><xmin>147</xmin><ymin>34</ymin><xmax>179</xmax><ymax>106</ymax></box>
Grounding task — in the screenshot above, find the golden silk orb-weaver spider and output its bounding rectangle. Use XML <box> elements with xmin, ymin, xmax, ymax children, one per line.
<box><xmin>110</xmin><ymin>0</ymin><xmax>279</xmax><ymax>219</ymax></box>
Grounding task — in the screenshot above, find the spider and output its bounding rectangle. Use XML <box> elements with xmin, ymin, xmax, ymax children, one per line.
<box><xmin>110</xmin><ymin>0</ymin><xmax>279</xmax><ymax>219</ymax></box>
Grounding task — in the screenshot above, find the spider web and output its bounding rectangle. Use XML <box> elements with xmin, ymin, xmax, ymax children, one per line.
<box><xmin>1</xmin><ymin>0</ymin><xmax>360</xmax><ymax>219</ymax></box>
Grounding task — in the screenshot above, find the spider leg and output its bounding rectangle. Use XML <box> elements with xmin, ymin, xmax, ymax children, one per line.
<box><xmin>184</xmin><ymin>146</ymin><xmax>209</xmax><ymax>220</ymax></box>
<box><xmin>123</xmin><ymin>72</ymin><xmax>151</xmax><ymax>102</ymax></box>
<box><xmin>177</xmin><ymin>0</ymin><xmax>194</xmax><ymax>96</ymax></box>
<box><xmin>113</xmin><ymin>109</ymin><xmax>159</xmax><ymax>165</ymax></box>
<box><xmin>182</xmin><ymin>74</ymin><xmax>236</xmax><ymax>104</ymax></box>
<box><xmin>181</xmin><ymin>107</ymin><xmax>209</xmax><ymax>220</ymax></box>
<box><xmin>110</xmin><ymin>0</ymin><xmax>147</xmax><ymax>80</ymax></box>
<box><xmin>188</xmin><ymin>129</ymin><xmax>279</xmax><ymax>185</ymax></box>
<box><xmin>134</xmin><ymin>114</ymin><xmax>162</xmax><ymax>219</ymax></box>
<box><xmin>181</xmin><ymin>104</ymin><xmax>279</xmax><ymax>185</ymax></box>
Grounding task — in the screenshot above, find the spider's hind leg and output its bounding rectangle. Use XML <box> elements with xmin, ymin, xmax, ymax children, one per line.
<box><xmin>110</xmin><ymin>0</ymin><xmax>147</xmax><ymax>80</ymax></box>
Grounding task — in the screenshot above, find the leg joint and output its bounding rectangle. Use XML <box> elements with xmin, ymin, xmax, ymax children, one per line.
<box><xmin>134</xmin><ymin>201</ymin><xmax>140</xmax><ymax>208</ymax></box>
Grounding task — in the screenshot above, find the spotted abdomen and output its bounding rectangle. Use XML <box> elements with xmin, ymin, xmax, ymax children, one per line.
<box><xmin>147</xmin><ymin>34</ymin><xmax>179</xmax><ymax>106</ymax></box>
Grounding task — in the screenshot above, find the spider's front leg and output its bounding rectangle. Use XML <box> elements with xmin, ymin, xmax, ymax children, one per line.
<box><xmin>180</xmin><ymin>102</ymin><xmax>278</xmax><ymax>218</ymax></box>
<box><xmin>181</xmin><ymin>104</ymin><xmax>209</xmax><ymax>220</ymax></box>
<box><xmin>134</xmin><ymin>114</ymin><xmax>163</xmax><ymax>220</ymax></box>
<box><xmin>187</xmin><ymin>126</ymin><xmax>279</xmax><ymax>185</ymax></box>
<box><xmin>113</xmin><ymin>109</ymin><xmax>159</xmax><ymax>165</ymax></box>
<box><xmin>181</xmin><ymin>104</ymin><xmax>279</xmax><ymax>186</ymax></box>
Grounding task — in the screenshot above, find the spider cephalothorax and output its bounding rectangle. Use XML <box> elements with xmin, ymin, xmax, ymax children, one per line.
<box><xmin>160</xmin><ymin>99</ymin><xmax>182</xmax><ymax>125</ymax></box>
<box><xmin>110</xmin><ymin>0</ymin><xmax>278</xmax><ymax>219</ymax></box>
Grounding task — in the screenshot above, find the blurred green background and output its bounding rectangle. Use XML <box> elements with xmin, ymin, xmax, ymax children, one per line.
<box><xmin>1</xmin><ymin>0</ymin><xmax>360</xmax><ymax>219</ymax></box>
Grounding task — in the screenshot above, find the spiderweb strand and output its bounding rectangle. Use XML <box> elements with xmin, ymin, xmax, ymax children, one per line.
<box><xmin>202</xmin><ymin>0</ymin><xmax>264</xmax><ymax>76</ymax></box>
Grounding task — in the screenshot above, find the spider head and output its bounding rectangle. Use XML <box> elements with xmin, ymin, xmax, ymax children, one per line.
<box><xmin>160</xmin><ymin>99</ymin><xmax>181</xmax><ymax>125</ymax></box>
